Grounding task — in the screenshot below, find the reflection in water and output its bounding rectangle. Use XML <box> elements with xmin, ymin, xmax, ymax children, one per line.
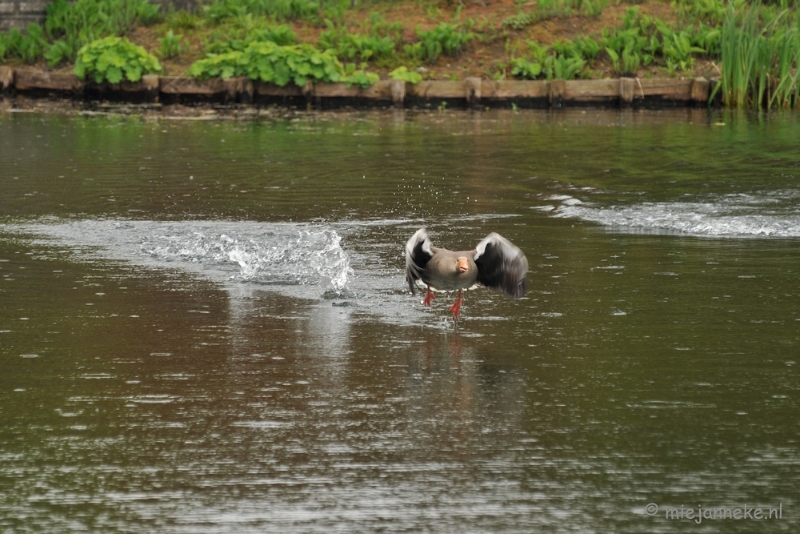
<box><xmin>1</xmin><ymin>110</ymin><xmax>799</xmax><ymax>532</ymax></box>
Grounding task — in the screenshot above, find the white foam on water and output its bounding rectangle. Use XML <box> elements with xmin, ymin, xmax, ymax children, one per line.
<box><xmin>4</xmin><ymin>219</ymin><xmax>353</xmax><ymax>295</ymax></box>
<box><xmin>552</xmin><ymin>191</ymin><xmax>800</xmax><ymax>238</ymax></box>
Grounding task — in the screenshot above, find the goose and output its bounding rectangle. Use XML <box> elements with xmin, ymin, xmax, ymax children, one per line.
<box><xmin>405</xmin><ymin>228</ymin><xmax>528</xmax><ymax>318</ymax></box>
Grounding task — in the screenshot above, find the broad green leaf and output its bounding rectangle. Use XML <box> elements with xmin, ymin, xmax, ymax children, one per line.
<box><xmin>105</xmin><ymin>65</ymin><xmax>123</xmax><ymax>84</ymax></box>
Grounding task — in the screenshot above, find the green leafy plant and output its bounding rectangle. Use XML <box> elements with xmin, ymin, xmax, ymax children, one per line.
<box><xmin>361</xmin><ymin>12</ymin><xmax>404</xmax><ymax>40</ymax></box>
<box><xmin>405</xmin><ymin>23</ymin><xmax>474</xmax><ymax>63</ymax></box>
<box><xmin>344</xmin><ymin>64</ymin><xmax>379</xmax><ymax>88</ymax></box>
<box><xmin>660</xmin><ymin>27</ymin><xmax>705</xmax><ymax>73</ymax></box>
<box><xmin>12</xmin><ymin>24</ymin><xmax>49</xmax><ymax>63</ymax></box>
<box><xmin>319</xmin><ymin>23</ymin><xmax>397</xmax><ymax>62</ymax></box>
<box><xmin>543</xmin><ymin>54</ymin><xmax>586</xmax><ymax>79</ymax></box>
<box><xmin>187</xmin><ymin>50</ymin><xmax>242</xmax><ymax>79</ymax></box>
<box><xmin>511</xmin><ymin>57</ymin><xmax>543</xmax><ymax>79</ymax></box>
<box><xmin>551</xmin><ymin>36</ymin><xmax>601</xmax><ymax>59</ymax></box>
<box><xmin>205</xmin><ymin>20</ymin><xmax>297</xmax><ymax>54</ymax></box>
<box><xmin>44</xmin><ymin>39</ymin><xmax>73</xmax><ymax>67</ymax></box>
<box><xmin>509</xmin><ymin>39</ymin><xmax>588</xmax><ymax>80</ymax></box>
<box><xmin>189</xmin><ymin>41</ymin><xmax>344</xmax><ymax>87</ymax></box>
<box><xmin>601</xmin><ymin>9</ymin><xmax>660</xmax><ymax>75</ymax></box>
<box><xmin>689</xmin><ymin>23</ymin><xmax>722</xmax><ymax>56</ymax></box>
<box><xmin>74</xmin><ymin>36</ymin><xmax>162</xmax><ymax>84</ymax></box>
<box><xmin>389</xmin><ymin>65</ymin><xmax>423</xmax><ymax>83</ymax></box>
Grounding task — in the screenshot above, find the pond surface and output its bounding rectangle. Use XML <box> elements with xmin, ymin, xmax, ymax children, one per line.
<box><xmin>1</xmin><ymin>109</ymin><xmax>799</xmax><ymax>533</ymax></box>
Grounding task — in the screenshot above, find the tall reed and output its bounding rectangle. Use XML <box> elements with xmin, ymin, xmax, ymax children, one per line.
<box><xmin>716</xmin><ymin>1</ymin><xmax>800</xmax><ymax>108</ymax></box>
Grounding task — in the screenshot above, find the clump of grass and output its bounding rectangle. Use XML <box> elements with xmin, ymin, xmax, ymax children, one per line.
<box><xmin>0</xmin><ymin>0</ymin><xmax>161</xmax><ymax>67</ymax></box>
<box><xmin>674</xmin><ymin>0</ymin><xmax>742</xmax><ymax>25</ymax></box>
<box><xmin>159</xmin><ymin>30</ymin><xmax>186</xmax><ymax>59</ymax></box>
<box><xmin>0</xmin><ymin>24</ymin><xmax>48</xmax><ymax>64</ymax></box>
<box><xmin>537</xmin><ymin>0</ymin><xmax>608</xmax><ymax>20</ymax></box>
<box><xmin>163</xmin><ymin>10</ymin><xmax>203</xmax><ymax>32</ymax></box>
<box><xmin>502</xmin><ymin>12</ymin><xmax>535</xmax><ymax>31</ymax></box>
<box><xmin>202</xmin><ymin>0</ymin><xmax>319</xmax><ymax>23</ymax></box>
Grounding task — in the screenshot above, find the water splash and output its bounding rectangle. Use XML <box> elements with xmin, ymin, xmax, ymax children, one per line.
<box><xmin>4</xmin><ymin>220</ymin><xmax>353</xmax><ymax>294</ymax></box>
<box><xmin>139</xmin><ymin>227</ymin><xmax>352</xmax><ymax>291</ymax></box>
<box><xmin>552</xmin><ymin>191</ymin><xmax>800</xmax><ymax>238</ymax></box>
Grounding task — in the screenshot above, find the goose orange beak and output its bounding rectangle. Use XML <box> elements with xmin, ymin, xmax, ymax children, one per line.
<box><xmin>457</xmin><ymin>258</ymin><xmax>469</xmax><ymax>273</ymax></box>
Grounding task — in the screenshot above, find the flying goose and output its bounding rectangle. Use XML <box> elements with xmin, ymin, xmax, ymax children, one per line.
<box><xmin>405</xmin><ymin>228</ymin><xmax>528</xmax><ymax>318</ymax></box>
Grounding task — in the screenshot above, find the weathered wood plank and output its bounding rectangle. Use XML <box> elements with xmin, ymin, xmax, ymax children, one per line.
<box><xmin>14</xmin><ymin>68</ymin><xmax>83</xmax><ymax>92</ymax></box>
<box><xmin>408</xmin><ymin>81</ymin><xmax>465</xmax><ymax>99</ymax></box>
<box><xmin>313</xmin><ymin>80</ymin><xmax>394</xmax><ymax>100</ymax></box>
<box><xmin>223</xmin><ymin>77</ymin><xmax>253</xmax><ymax>100</ymax></box>
<box><xmin>690</xmin><ymin>77</ymin><xmax>710</xmax><ymax>103</ymax></box>
<box><xmin>255</xmin><ymin>82</ymin><xmax>304</xmax><ymax>97</ymax></box>
<box><xmin>480</xmin><ymin>80</ymin><xmax>548</xmax><ymax>99</ymax></box>
<box><xmin>620</xmin><ymin>78</ymin><xmax>635</xmax><ymax>105</ymax></box>
<box><xmin>563</xmin><ymin>79</ymin><xmax>619</xmax><ymax>101</ymax></box>
<box><xmin>159</xmin><ymin>76</ymin><xmax>226</xmax><ymax>95</ymax></box>
<box><xmin>88</xmin><ymin>74</ymin><xmax>160</xmax><ymax>93</ymax></box>
<box><xmin>637</xmin><ymin>78</ymin><xmax>694</xmax><ymax>99</ymax></box>
<box><xmin>464</xmin><ymin>77</ymin><xmax>481</xmax><ymax>105</ymax></box>
<box><xmin>391</xmin><ymin>80</ymin><xmax>405</xmax><ymax>107</ymax></box>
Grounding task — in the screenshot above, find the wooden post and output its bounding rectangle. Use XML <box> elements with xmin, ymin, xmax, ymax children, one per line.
<box><xmin>464</xmin><ymin>77</ymin><xmax>481</xmax><ymax>107</ymax></box>
<box><xmin>390</xmin><ymin>79</ymin><xmax>405</xmax><ymax>108</ymax></box>
<box><xmin>691</xmin><ymin>77</ymin><xmax>710</xmax><ymax>105</ymax></box>
<box><xmin>241</xmin><ymin>79</ymin><xmax>254</xmax><ymax>104</ymax></box>
<box><xmin>141</xmin><ymin>74</ymin><xmax>159</xmax><ymax>102</ymax></box>
<box><xmin>619</xmin><ymin>77</ymin><xmax>635</xmax><ymax>106</ymax></box>
<box><xmin>548</xmin><ymin>80</ymin><xmax>566</xmax><ymax>107</ymax></box>
<box><xmin>223</xmin><ymin>77</ymin><xmax>253</xmax><ymax>104</ymax></box>
<box><xmin>301</xmin><ymin>80</ymin><xmax>315</xmax><ymax>108</ymax></box>
<box><xmin>0</xmin><ymin>66</ymin><xmax>13</xmax><ymax>92</ymax></box>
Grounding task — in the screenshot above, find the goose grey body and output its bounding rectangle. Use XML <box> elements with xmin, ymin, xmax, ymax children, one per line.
<box><xmin>419</xmin><ymin>247</ymin><xmax>480</xmax><ymax>291</ymax></box>
<box><xmin>405</xmin><ymin>228</ymin><xmax>528</xmax><ymax>317</ymax></box>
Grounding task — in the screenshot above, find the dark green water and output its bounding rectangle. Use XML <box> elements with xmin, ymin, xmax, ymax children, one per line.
<box><xmin>1</xmin><ymin>109</ymin><xmax>798</xmax><ymax>532</ymax></box>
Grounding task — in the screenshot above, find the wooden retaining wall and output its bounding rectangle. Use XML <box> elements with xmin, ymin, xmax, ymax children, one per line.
<box><xmin>0</xmin><ymin>67</ymin><xmax>719</xmax><ymax>108</ymax></box>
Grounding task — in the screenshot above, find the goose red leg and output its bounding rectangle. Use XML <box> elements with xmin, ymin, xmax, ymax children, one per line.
<box><xmin>449</xmin><ymin>289</ymin><xmax>464</xmax><ymax>319</ymax></box>
<box><xmin>423</xmin><ymin>286</ymin><xmax>435</xmax><ymax>306</ymax></box>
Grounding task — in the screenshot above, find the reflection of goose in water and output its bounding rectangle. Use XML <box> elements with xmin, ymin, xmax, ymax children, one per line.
<box><xmin>404</xmin><ymin>228</ymin><xmax>529</xmax><ymax>318</ymax></box>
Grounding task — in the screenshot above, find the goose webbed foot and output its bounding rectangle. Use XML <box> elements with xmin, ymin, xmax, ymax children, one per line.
<box><xmin>449</xmin><ymin>289</ymin><xmax>463</xmax><ymax>319</ymax></box>
<box><xmin>423</xmin><ymin>286</ymin><xmax>435</xmax><ymax>306</ymax></box>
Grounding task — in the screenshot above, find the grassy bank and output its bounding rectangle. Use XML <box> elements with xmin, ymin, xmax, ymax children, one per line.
<box><xmin>1</xmin><ymin>0</ymin><xmax>798</xmax><ymax>108</ymax></box>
